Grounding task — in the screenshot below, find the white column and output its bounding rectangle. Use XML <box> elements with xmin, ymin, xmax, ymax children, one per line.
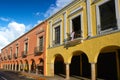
<box><xmin>7</xmin><ymin>64</ymin><xmax>8</xmax><ymax>70</ymax></box>
<box><xmin>23</xmin><ymin>64</ymin><xmax>25</xmax><ymax>72</ymax></box>
<box><xmin>6</xmin><ymin>64</ymin><xmax>8</xmax><ymax>70</ymax></box>
<box><xmin>19</xmin><ymin>64</ymin><xmax>21</xmax><ymax>71</ymax></box>
<box><xmin>12</xmin><ymin>64</ymin><xmax>14</xmax><ymax>70</ymax></box>
<box><xmin>15</xmin><ymin>64</ymin><xmax>17</xmax><ymax>71</ymax></box>
<box><xmin>29</xmin><ymin>64</ymin><xmax>31</xmax><ymax>73</ymax></box>
<box><xmin>36</xmin><ymin>65</ymin><xmax>38</xmax><ymax>75</ymax></box>
<box><xmin>91</xmin><ymin>63</ymin><xmax>96</xmax><ymax>80</ymax></box>
<box><xmin>66</xmin><ymin>63</ymin><xmax>70</xmax><ymax>79</ymax></box>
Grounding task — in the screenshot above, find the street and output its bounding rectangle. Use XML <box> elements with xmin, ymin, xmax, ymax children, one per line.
<box><xmin>0</xmin><ymin>70</ymin><xmax>35</xmax><ymax>80</ymax></box>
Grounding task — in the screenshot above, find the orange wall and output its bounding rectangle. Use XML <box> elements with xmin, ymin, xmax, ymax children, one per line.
<box><xmin>0</xmin><ymin>21</ymin><xmax>47</xmax><ymax>75</ymax></box>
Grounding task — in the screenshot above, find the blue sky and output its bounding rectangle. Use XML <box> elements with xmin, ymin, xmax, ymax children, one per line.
<box><xmin>0</xmin><ymin>0</ymin><xmax>55</xmax><ymax>27</ymax></box>
<box><xmin>0</xmin><ymin>0</ymin><xmax>72</xmax><ymax>51</ymax></box>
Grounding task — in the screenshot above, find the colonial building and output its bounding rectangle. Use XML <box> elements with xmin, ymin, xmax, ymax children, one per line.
<box><xmin>46</xmin><ymin>0</ymin><xmax>120</xmax><ymax>80</ymax></box>
<box><xmin>0</xmin><ymin>21</ymin><xmax>47</xmax><ymax>75</ymax></box>
<box><xmin>0</xmin><ymin>0</ymin><xmax>120</xmax><ymax>80</ymax></box>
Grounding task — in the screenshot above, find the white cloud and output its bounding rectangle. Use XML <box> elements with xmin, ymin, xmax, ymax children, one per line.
<box><xmin>35</xmin><ymin>12</ymin><xmax>40</xmax><ymax>16</ymax></box>
<box><xmin>44</xmin><ymin>0</ymin><xmax>72</xmax><ymax>18</ymax></box>
<box><xmin>0</xmin><ymin>21</ymin><xmax>26</xmax><ymax>52</ymax></box>
<box><xmin>37</xmin><ymin>20</ymin><xmax>42</xmax><ymax>24</ymax></box>
<box><xmin>34</xmin><ymin>20</ymin><xmax>43</xmax><ymax>27</ymax></box>
<box><xmin>25</xmin><ymin>24</ymin><xmax>33</xmax><ymax>32</ymax></box>
<box><xmin>34</xmin><ymin>12</ymin><xmax>44</xmax><ymax>17</ymax></box>
<box><xmin>0</xmin><ymin>17</ymin><xmax>9</xmax><ymax>22</ymax></box>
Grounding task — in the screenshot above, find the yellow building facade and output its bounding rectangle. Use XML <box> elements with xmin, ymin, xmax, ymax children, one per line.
<box><xmin>46</xmin><ymin>0</ymin><xmax>120</xmax><ymax>80</ymax></box>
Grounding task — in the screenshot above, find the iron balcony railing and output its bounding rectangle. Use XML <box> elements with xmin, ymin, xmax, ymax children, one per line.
<box><xmin>64</xmin><ymin>32</ymin><xmax>83</xmax><ymax>48</ymax></box>
<box><xmin>14</xmin><ymin>53</ymin><xmax>18</xmax><ymax>59</ymax></box>
<box><xmin>1</xmin><ymin>57</ymin><xmax>3</xmax><ymax>61</ymax></box>
<box><xmin>8</xmin><ymin>55</ymin><xmax>11</xmax><ymax>60</ymax></box>
<box><xmin>4</xmin><ymin>56</ymin><xmax>7</xmax><ymax>60</ymax></box>
<box><xmin>34</xmin><ymin>46</ymin><xmax>43</xmax><ymax>56</ymax></box>
<box><xmin>22</xmin><ymin>51</ymin><xmax>27</xmax><ymax>58</ymax></box>
<box><xmin>52</xmin><ymin>40</ymin><xmax>60</xmax><ymax>47</ymax></box>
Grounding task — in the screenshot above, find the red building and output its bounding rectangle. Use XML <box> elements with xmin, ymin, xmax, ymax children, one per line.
<box><xmin>0</xmin><ymin>21</ymin><xmax>47</xmax><ymax>76</ymax></box>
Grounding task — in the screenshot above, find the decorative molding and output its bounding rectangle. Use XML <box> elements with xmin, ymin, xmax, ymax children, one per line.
<box><xmin>36</xmin><ymin>27</ymin><xmax>44</xmax><ymax>35</ymax></box>
<box><xmin>16</xmin><ymin>43</ymin><xmax>18</xmax><ymax>46</ymax></box>
<box><xmin>68</xmin><ymin>7</ymin><xmax>83</xmax><ymax>17</ymax></box>
<box><xmin>52</xmin><ymin>18</ymin><xmax>62</xmax><ymax>26</ymax></box>
<box><xmin>24</xmin><ymin>37</ymin><xmax>28</xmax><ymax>41</ymax></box>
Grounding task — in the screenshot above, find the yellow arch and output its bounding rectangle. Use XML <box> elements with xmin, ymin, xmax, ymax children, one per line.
<box><xmin>51</xmin><ymin>53</ymin><xmax>65</xmax><ymax>63</ymax></box>
<box><xmin>95</xmin><ymin>45</ymin><xmax>120</xmax><ymax>63</ymax></box>
<box><xmin>68</xmin><ymin>50</ymin><xmax>89</xmax><ymax>63</ymax></box>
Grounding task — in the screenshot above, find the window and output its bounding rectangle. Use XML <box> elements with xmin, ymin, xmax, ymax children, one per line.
<box><xmin>39</xmin><ymin>36</ymin><xmax>43</xmax><ymax>51</ymax></box>
<box><xmin>16</xmin><ymin>47</ymin><xmax>18</xmax><ymax>54</ymax></box>
<box><xmin>6</xmin><ymin>49</ymin><xmax>8</xmax><ymax>59</ymax></box>
<box><xmin>55</xmin><ymin>26</ymin><xmax>60</xmax><ymax>44</ymax></box>
<box><xmin>10</xmin><ymin>48</ymin><xmax>12</xmax><ymax>58</ymax></box>
<box><xmin>25</xmin><ymin>43</ymin><xmax>28</xmax><ymax>53</ymax></box>
<box><xmin>71</xmin><ymin>15</ymin><xmax>82</xmax><ymax>39</ymax></box>
<box><xmin>97</xmin><ymin>0</ymin><xmax>117</xmax><ymax>32</ymax></box>
<box><xmin>16</xmin><ymin>47</ymin><xmax>18</xmax><ymax>56</ymax></box>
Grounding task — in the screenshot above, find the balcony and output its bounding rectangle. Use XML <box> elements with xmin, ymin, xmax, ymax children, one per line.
<box><xmin>52</xmin><ymin>40</ymin><xmax>60</xmax><ymax>47</ymax></box>
<box><xmin>1</xmin><ymin>57</ymin><xmax>3</xmax><ymax>61</ymax></box>
<box><xmin>34</xmin><ymin>46</ymin><xmax>43</xmax><ymax>56</ymax></box>
<box><xmin>4</xmin><ymin>56</ymin><xmax>7</xmax><ymax>60</ymax></box>
<box><xmin>64</xmin><ymin>32</ymin><xmax>83</xmax><ymax>48</ymax></box>
<box><xmin>8</xmin><ymin>55</ymin><xmax>12</xmax><ymax>60</ymax></box>
<box><xmin>22</xmin><ymin>51</ymin><xmax>27</xmax><ymax>58</ymax></box>
<box><xmin>14</xmin><ymin>53</ymin><xmax>18</xmax><ymax>59</ymax></box>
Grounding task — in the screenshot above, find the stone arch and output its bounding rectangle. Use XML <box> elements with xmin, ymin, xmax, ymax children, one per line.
<box><xmin>69</xmin><ymin>50</ymin><xmax>91</xmax><ymax>78</ymax></box>
<box><xmin>53</xmin><ymin>54</ymin><xmax>65</xmax><ymax>76</ymax></box>
<box><xmin>51</xmin><ymin>53</ymin><xmax>65</xmax><ymax>63</ymax></box>
<box><xmin>96</xmin><ymin>45</ymin><xmax>120</xmax><ymax>80</ymax></box>
<box><xmin>13</xmin><ymin>61</ymin><xmax>15</xmax><ymax>70</ymax></box>
<box><xmin>16</xmin><ymin>60</ymin><xmax>19</xmax><ymax>71</ymax></box>
<box><xmin>24</xmin><ymin>59</ymin><xmax>29</xmax><ymax>72</ymax></box>
<box><xmin>20</xmin><ymin>60</ymin><xmax>23</xmax><ymax>71</ymax></box>
<box><xmin>31</xmin><ymin>59</ymin><xmax>36</xmax><ymax>73</ymax></box>
<box><xmin>68</xmin><ymin>50</ymin><xmax>89</xmax><ymax>63</ymax></box>
<box><xmin>36</xmin><ymin>58</ymin><xmax>44</xmax><ymax>74</ymax></box>
<box><xmin>95</xmin><ymin>45</ymin><xmax>120</xmax><ymax>62</ymax></box>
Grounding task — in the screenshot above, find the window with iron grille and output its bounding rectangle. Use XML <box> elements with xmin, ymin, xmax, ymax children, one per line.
<box><xmin>25</xmin><ymin>42</ymin><xmax>28</xmax><ymax>53</ymax></box>
<box><xmin>10</xmin><ymin>48</ymin><xmax>12</xmax><ymax>58</ymax></box>
<box><xmin>16</xmin><ymin>47</ymin><xmax>18</xmax><ymax>57</ymax></box>
<box><xmin>55</xmin><ymin>26</ymin><xmax>60</xmax><ymax>44</ymax></box>
<box><xmin>39</xmin><ymin>36</ymin><xmax>43</xmax><ymax>51</ymax></box>
<box><xmin>98</xmin><ymin>0</ymin><xmax>117</xmax><ymax>31</ymax></box>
